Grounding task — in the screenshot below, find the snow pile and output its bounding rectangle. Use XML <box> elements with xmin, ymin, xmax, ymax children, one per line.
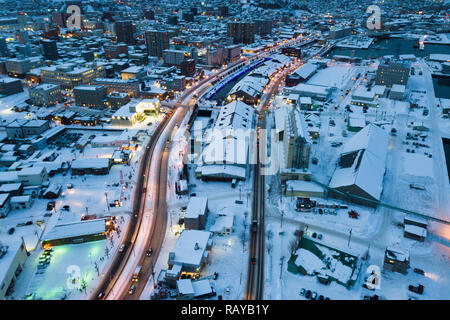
<box><xmin>294</xmin><ymin>248</ymin><xmax>325</xmax><ymax>275</ymax></box>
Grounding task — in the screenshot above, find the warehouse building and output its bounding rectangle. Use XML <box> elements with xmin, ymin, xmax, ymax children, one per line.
<box><xmin>41</xmin><ymin>218</ymin><xmax>108</xmax><ymax>247</ymax></box>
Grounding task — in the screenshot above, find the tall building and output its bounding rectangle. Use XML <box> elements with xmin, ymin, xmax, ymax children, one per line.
<box><xmin>227</xmin><ymin>22</ymin><xmax>255</xmax><ymax>45</ymax></box>
<box><xmin>181</xmin><ymin>59</ymin><xmax>196</xmax><ymax>77</ymax></box>
<box><xmin>41</xmin><ymin>39</ymin><xmax>58</xmax><ymax>61</ymax></box>
<box><xmin>0</xmin><ymin>37</ymin><xmax>9</xmax><ymax>57</ymax></box>
<box><xmin>375</xmin><ymin>59</ymin><xmax>410</xmax><ymax>87</ymax></box>
<box><xmin>143</xmin><ymin>9</ymin><xmax>155</xmax><ymax>20</ymax></box>
<box><xmin>74</xmin><ymin>85</ymin><xmax>107</xmax><ymax>108</ymax></box>
<box><xmin>115</xmin><ymin>20</ymin><xmax>135</xmax><ymax>45</ymax></box>
<box><xmin>218</xmin><ymin>6</ymin><xmax>229</xmax><ymax>17</ymax></box>
<box><xmin>284</xmin><ymin>111</ymin><xmax>311</xmax><ymax>169</ymax></box>
<box><xmin>104</xmin><ymin>43</ymin><xmax>128</xmax><ymax>59</ymax></box>
<box><xmin>163</xmin><ymin>49</ymin><xmax>188</xmax><ymax>66</ymax></box>
<box><xmin>145</xmin><ymin>30</ymin><xmax>170</xmax><ymax>58</ymax></box>
<box><xmin>254</xmin><ymin>19</ymin><xmax>272</xmax><ymax>36</ymax></box>
<box><xmin>168</xmin><ymin>15</ymin><xmax>178</xmax><ymax>25</ymax></box>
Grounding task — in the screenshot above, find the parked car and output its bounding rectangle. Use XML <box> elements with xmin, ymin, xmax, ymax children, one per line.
<box><xmin>305</xmin><ymin>290</ymin><xmax>312</xmax><ymax>299</ymax></box>
<box><xmin>46</xmin><ymin>201</ymin><xmax>56</xmax><ymax>211</ymax></box>
<box><xmin>311</xmin><ymin>291</ymin><xmax>318</xmax><ymax>300</ymax></box>
<box><xmin>414</xmin><ymin>268</ymin><xmax>425</xmax><ymax>275</ymax></box>
<box><xmin>299</xmin><ymin>288</ymin><xmax>306</xmax><ymax>296</ymax></box>
<box><xmin>318</xmin><ymin>295</ymin><xmax>324</xmax><ymax>300</ymax></box>
<box><xmin>8</xmin><ymin>227</ymin><xmax>15</xmax><ymax>235</ymax></box>
<box><xmin>408</xmin><ymin>284</ymin><xmax>424</xmax><ymax>294</ymax></box>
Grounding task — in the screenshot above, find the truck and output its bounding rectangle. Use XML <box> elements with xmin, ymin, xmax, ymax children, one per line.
<box><xmin>132</xmin><ymin>265</ymin><xmax>142</xmax><ymax>282</ymax></box>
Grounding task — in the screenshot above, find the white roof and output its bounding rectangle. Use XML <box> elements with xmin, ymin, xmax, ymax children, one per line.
<box><xmin>200</xmin><ymin>165</ymin><xmax>246</xmax><ymax>180</ymax></box>
<box><xmin>274</xmin><ymin>107</ymin><xmax>289</xmax><ymax>134</ymax></box>
<box><xmin>294</xmin><ymin>62</ymin><xmax>319</xmax><ymax>79</ymax></box>
<box><xmin>404</xmin><ymin>224</ymin><xmax>427</xmax><ymax>237</ymax></box>
<box><xmin>391</xmin><ymin>84</ymin><xmax>406</xmax><ymax>93</ymax></box>
<box><xmin>286</xmin><ymin>180</ymin><xmax>324</xmax><ymax>193</ymax></box>
<box><xmin>210</xmin><ymin>215</ymin><xmax>234</xmax><ymax>233</ymax></box>
<box><xmin>0</xmin><ymin>240</ymin><xmax>25</xmax><ymax>290</ymax></box>
<box><xmin>177</xmin><ymin>279</ymin><xmax>194</xmax><ymax>295</ymax></box>
<box><xmin>10</xmin><ymin>195</ymin><xmax>31</xmax><ymax>203</ymax></box>
<box><xmin>71</xmin><ymin>158</ymin><xmax>110</xmax><ymax>169</ymax></box>
<box><xmin>42</xmin><ymin>219</ymin><xmax>106</xmax><ymax>242</ymax></box>
<box><xmin>192</xmin><ymin>279</ymin><xmax>213</xmax><ymax>297</ymax></box>
<box><xmin>329</xmin><ymin>124</ymin><xmax>389</xmax><ymax>201</ymax></box>
<box><xmin>185</xmin><ymin>197</ymin><xmax>208</xmax><ymax>219</ymax></box>
<box><xmin>291</xmin><ymin>83</ymin><xmax>329</xmax><ymax>96</ymax></box>
<box><xmin>170</xmin><ymin>230</ymin><xmax>211</xmax><ymax>267</ymax></box>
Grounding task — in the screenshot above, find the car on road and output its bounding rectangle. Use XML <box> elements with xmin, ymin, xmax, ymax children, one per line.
<box><xmin>119</xmin><ymin>244</ymin><xmax>126</xmax><ymax>253</ymax></box>
<box><xmin>251</xmin><ymin>220</ymin><xmax>258</xmax><ymax>232</ymax></box>
<box><xmin>128</xmin><ymin>285</ymin><xmax>136</xmax><ymax>295</ymax></box>
<box><xmin>96</xmin><ymin>292</ymin><xmax>104</xmax><ymax>300</ymax></box>
<box><xmin>146</xmin><ymin>248</ymin><xmax>153</xmax><ymax>257</ymax></box>
<box><xmin>250</xmin><ymin>257</ymin><xmax>256</xmax><ymax>265</ymax></box>
<box><xmin>142</xmin><ymin>187</ymin><xmax>147</xmax><ymax>193</ymax></box>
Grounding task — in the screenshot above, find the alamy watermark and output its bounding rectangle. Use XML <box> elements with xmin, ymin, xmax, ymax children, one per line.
<box><xmin>366</xmin><ymin>5</ymin><xmax>381</xmax><ymax>30</ymax></box>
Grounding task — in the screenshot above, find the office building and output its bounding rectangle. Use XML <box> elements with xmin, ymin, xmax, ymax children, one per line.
<box><xmin>41</xmin><ymin>39</ymin><xmax>58</xmax><ymax>60</ymax></box>
<box><xmin>375</xmin><ymin>59</ymin><xmax>410</xmax><ymax>87</ymax></box>
<box><xmin>227</xmin><ymin>22</ymin><xmax>255</xmax><ymax>45</ymax></box>
<box><xmin>104</xmin><ymin>43</ymin><xmax>128</xmax><ymax>59</ymax></box>
<box><xmin>115</xmin><ymin>20</ymin><xmax>135</xmax><ymax>45</ymax></box>
<box><xmin>74</xmin><ymin>85</ymin><xmax>107</xmax><ymax>108</ymax></box>
<box><xmin>0</xmin><ymin>78</ymin><xmax>23</xmax><ymax>96</ymax></box>
<box><xmin>29</xmin><ymin>83</ymin><xmax>62</xmax><ymax>106</ymax></box>
<box><xmin>145</xmin><ymin>30</ymin><xmax>170</xmax><ymax>58</ymax></box>
<box><xmin>254</xmin><ymin>19</ymin><xmax>272</xmax><ymax>36</ymax></box>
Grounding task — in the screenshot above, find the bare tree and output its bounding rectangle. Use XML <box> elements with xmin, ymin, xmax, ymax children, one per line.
<box><xmin>289</xmin><ymin>238</ymin><xmax>299</xmax><ymax>255</ymax></box>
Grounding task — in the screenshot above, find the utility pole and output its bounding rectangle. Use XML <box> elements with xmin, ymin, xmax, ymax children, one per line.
<box><xmin>348</xmin><ymin>228</ymin><xmax>352</xmax><ymax>248</ymax></box>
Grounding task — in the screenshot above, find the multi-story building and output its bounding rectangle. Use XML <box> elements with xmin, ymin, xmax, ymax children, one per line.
<box><xmin>74</xmin><ymin>85</ymin><xmax>107</xmax><ymax>108</ymax></box>
<box><xmin>163</xmin><ymin>49</ymin><xmax>188</xmax><ymax>66</ymax></box>
<box><xmin>41</xmin><ymin>39</ymin><xmax>58</xmax><ymax>60</ymax></box>
<box><xmin>145</xmin><ymin>30</ymin><xmax>170</xmax><ymax>58</ymax></box>
<box><xmin>40</xmin><ymin>63</ymin><xmax>106</xmax><ymax>90</ymax></box>
<box><xmin>120</xmin><ymin>66</ymin><xmax>146</xmax><ymax>80</ymax></box>
<box><xmin>0</xmin><ymin>78</ymin><xmax>23</xmax><ymax>96</ymax></box>
<box><xmin>375</xmin><ymin>59</ymin><xmax>410</xmax><ymax>87</ymax></box>
<box><xmin>104</xmin><ymin>43</ymin><xmax>128</xmax><ymax>59</ymax></box>
<box><xmin>5</xmin><ymin>57</ymin><xmax>44</xmax><ymax>78</ymax></box>
<box><xmin>328</xmin><ymin>27</ymin><xmax>352</xmax><ymax>39</ymax></box>
<box><xmin>227</xmin><ymin>22</ymin><xmax>255</xmax><ymax>45</ymax></box>
<box><xmin>92</xmin><ymin>78</ymin><xmax>141</xmax><ymax>98</ymax></box>
<box><xmin>0</xmin><ymin>37</ymin><xmax>8</xmax><ymax>56</ymax></box>
<box><xmin>114</xmin><ymin>20</ymin><xmax>135</xmax><ymax>45</ymax></box>
<box><xmin>254</xmin><ymin>19</ymin><xmax>272</xmax><ymax>36</ymax></box>
<box><xmin>29</xmin><ymin>83</ymin><xmax>61</xmax><ymax>106</ymax></box>
<box><xmin>181</xmin><ymin>59</ymin><xmax>196</xmax><ymax>76</ymax></box>
<box><xmin>284</xmin><ymin>111</ymin><xmax>311</xmax><ymax>169</ymax></box>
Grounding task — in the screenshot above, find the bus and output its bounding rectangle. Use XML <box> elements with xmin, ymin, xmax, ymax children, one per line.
<box><xmin>132</xmin><ymin>265</ymin><xmax>142</xmax><ymax>282</ymax></box>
